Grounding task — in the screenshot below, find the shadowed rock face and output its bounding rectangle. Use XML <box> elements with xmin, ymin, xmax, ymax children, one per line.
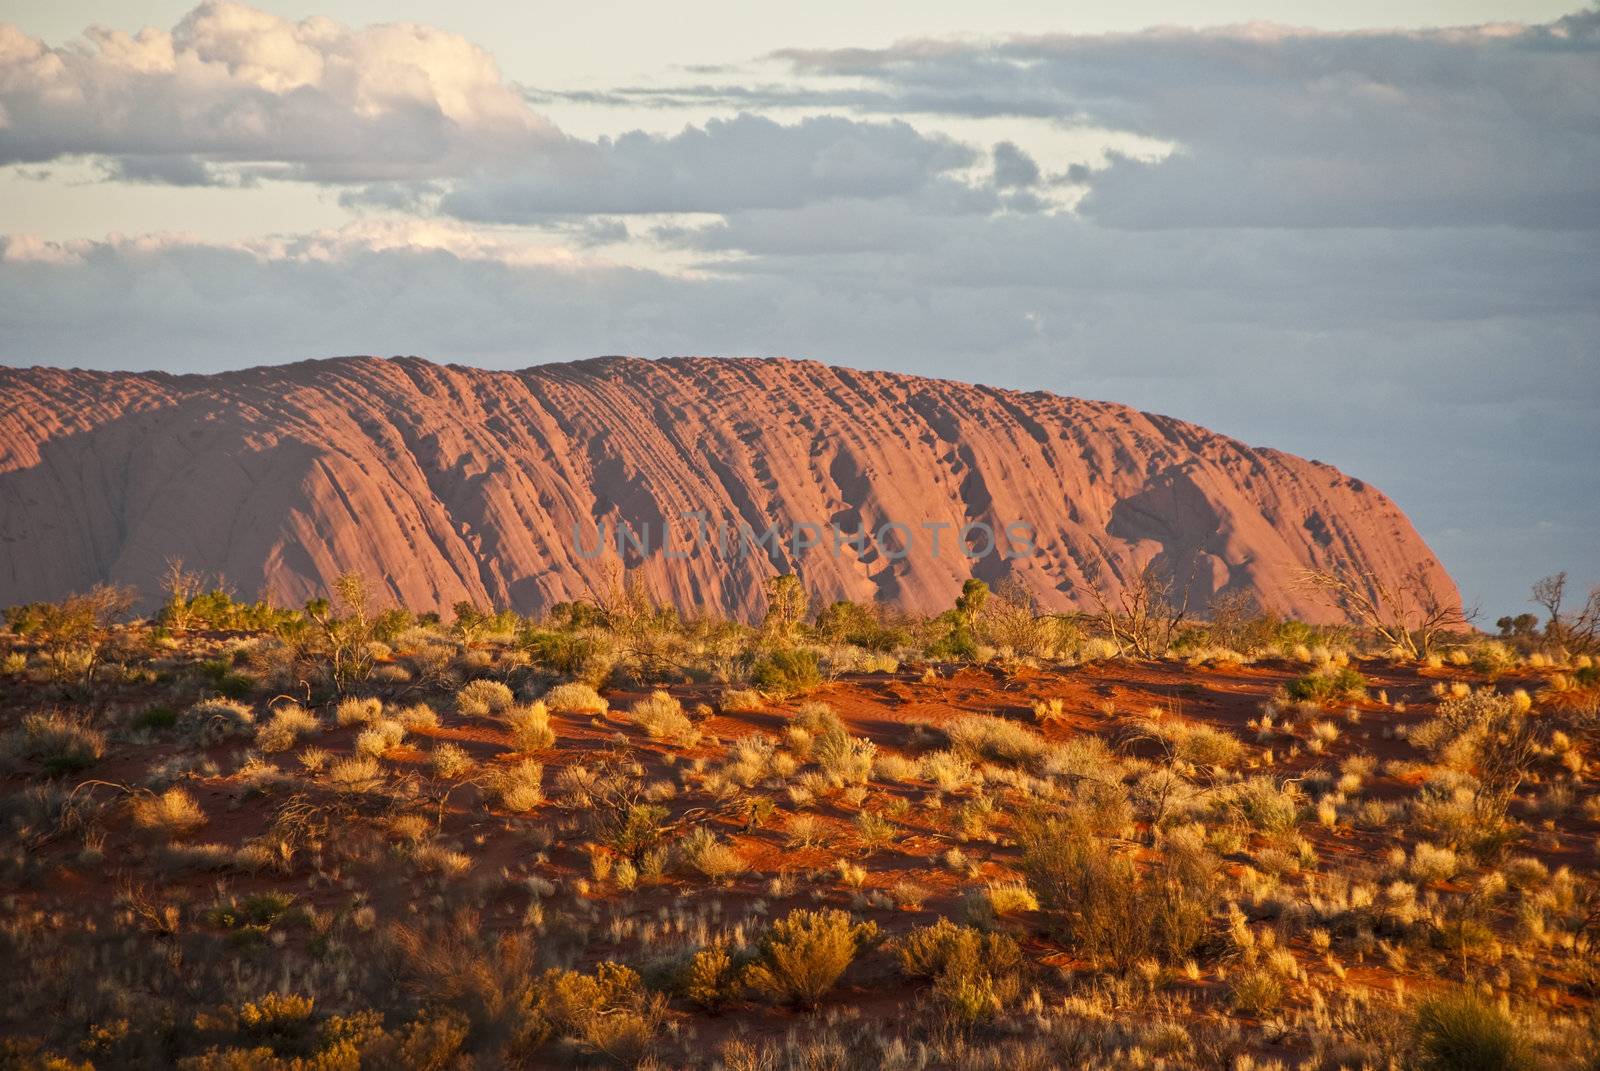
<box><xmin>0</xmin><ymin>355</ymin><xmax>1459</xmax><ymax>622</ymax></box>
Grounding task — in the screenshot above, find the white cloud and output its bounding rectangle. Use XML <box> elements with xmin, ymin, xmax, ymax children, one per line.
<box><xmin>0</xmin><ymin>1</ymin><xmax>554</xmax><ymax>180</ymax></box>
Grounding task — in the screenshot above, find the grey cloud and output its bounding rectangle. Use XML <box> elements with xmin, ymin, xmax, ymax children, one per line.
<box><xmin>991</xmin><ymin>142</ymin><xmax>1039</xmax><ymax>188</ymax></box>
<box><xmin>762</xmin><ymin>12</ymin><xmax>1600</xmax><ymax>228</ymax></box>
<box><xmin>432</xmin><ymin>114</ymin><xmax>977</xmax><ymax>219</ymax></box>
<box><xmin>100</xmin><ymin>154</ymin><xmax>246</xmax><ymax>187</ymax></box>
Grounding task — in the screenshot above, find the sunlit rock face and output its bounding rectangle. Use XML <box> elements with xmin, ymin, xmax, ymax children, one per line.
<box><xmin>0</xmin><ymin>355</ymin><xmax>1458</xmax><ymax>621</ymax></box>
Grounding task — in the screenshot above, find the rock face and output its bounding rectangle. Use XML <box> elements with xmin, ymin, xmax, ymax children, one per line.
<box><xmin>0</xmin><ymin>355</ymin><xmax>1458</xmax><ymax>622</ymax></box>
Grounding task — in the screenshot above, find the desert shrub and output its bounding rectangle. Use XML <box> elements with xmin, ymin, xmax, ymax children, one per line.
<box><xmin>490</xmin><ymin>760</ymin><xmax>545</xmax><ymax>812</ymax></box>
<box><xmin>814</xmin><ymin>730</ymin><xmax>876</xmax><ymax>785</ymax></box>
<box><xmin>389</xmin><ymin>912</ymin><xmax>546</xmax><ymax>1049</ymax></box>
<box><xmin>1286</xmin><ymin>665</ymin><xmax>1367</xmax><ymax>703</ymax></box>
<box><xmin>751</xmin><ymin>649</ymin><xmax>822</xmax><ymax>697</ymax></box>
<box><xmin>430</xmin><ymin>744</ymin><xmax>474</xmax><ymax>779</ymax></box>
<box><xmin>3</xmin><ymin>583</ymin><xmax>134</xmax><ymax>680</ymax></box>
<box><xmin>177</xmin><ymin>699</ymin><xmax>255</xmax><ymax>746</ymax></box>
<box><xmin>1412</xmin><ymin>689</ymin><xmax>1540</xmax><ymax>833</ymax></box>
<box><xmin>720</xmin><ymin>687</ymin><xmax>766</xmax><ymax>713</ymax></box>
<box><xmin>1041</xmin><ymin>734</ymin><xmax>1120</xmax><ymax>781</ymax></box>
<box><xmin>742</xmin><ymin>908</ymin><xmax>878</xmax><ymax>1007</ymax></box>
<box><xmin>0</xmin><ymin>711</ymin><xmax>105</xmax><ymax>774</ymax></box>
<box><xmin>456</xmin><ymin>679</ymin><xmax>514</xmax><ymax>717</ymax></box>
<box><xmin>684</xmin><ymin>944</ymin><xmax>741</xmax><ymax>1011</ymax></box>
<box><xmin>891</xmin><ymin>918</ymin><xmax>1022</xmax><ymax>1025</ymax></box>
<box><xmin>254</xmin><ymin>703</ymin><xmax>320</xmax><ymax>753</ymax></box>
<box><xmin>921</xmin><ymin>750</ymin><xmax>976</xmax><ymax>792</ymax></box>
<box><xmin>506</xmin><ymin>703</ymin><xmax>556</xmax><ymax>752</ymax></box>
<box><xmin>326</xmin><ymin>755</ymin><xmax>383</xmax><ymax>793</ymax></box>
<box><xmin>1410</xmin><ymin>991</ymin><xmax>1530</xmax><ymax>1071</ymax></box>
<box><xmin>984</xmin><ymin>882</ymin><xmax>1040</xmax><ymax>915</ymax></box>
<box><xmin>334</xmin><ymin>696</ymin><xmax>382</xmax><ymax>726</ymax></box>
<box><xmin>130</xmin><ymin>787</ymin><xmax>207</xmax><ymax>839</ymax></box>
<box><xmin>395</xmin><ymin>703</ymin><xmax>440</xmax><ymax>730</ymax></box>
<box><xmin>678</xmin><ymin>825</ymin><xmax>748</xmax><ymax>883</ymax></box>
<box><xmin>569</xmin><ymin>767</ymin><xmax>673</xmax><ymax>859</ymax></box>
<box><xmin>785</xmin><ymin>813</ymin><xmax>828</xmax><ymax>848</ymax></box>
<box><xmin>539</xmin><ymin>962</ymin><xmax>663</xmax><ymax>1065</ymax></box>
<box><xmin>1220</xmin><ymin>776</ymin><xmax>1304</xmax><ymax>841</ymax></box>
<box><xmin>1408</xmin><ymin>842</ymin><xmax>1461</xmax><ymax>883</ymax></box>
<box><xmin>946</xmin><ymin>715</ymin><xmax>1049</xmax><ymax>770</ymax></box>
<box><xmin>628</xmin><ymin>690</ymin><xmax>700</xmax><ymax>746</ymax></box>
<box><xmin>887</xmin><ymin>879</ymin><xmax>931</xmax><ymax>909</ymax></box>
<box><xmin>853</xmin><ymin>810</ymin><xmax>896</xmax><ymax>853</ymax></box>
<box><xmin>354</xmin><ymin>718</ymin><xmax>406</xmax><ymax>757</ymax></box>
<box><xmin>872</xmin><ymin>752</ymin><xmax>920</xmax><ymax>782</ymax></box>
<box><xmin>1018</xmin><ymin>811</ymin><xmax>1212</xmax><ymax>969</ymax></box>
<box><xmin>542</xmin><ymin>682</ymin><xmax>609</xmax><ymax>715</ymax></box>
<box><xmin>1229</xmin><ymin>969</ymin><xmax>1284</xmax><ymax>1015</ymax></box>
<box><xmin>1159</xmin><ymin>720</ymin><xmax>1244</xmax><ymax>768</ymax></box>
<box><xmin>1032</xmin><ymin>697</ymin><xmax>1067</xmax><ymax>724</ymax></box>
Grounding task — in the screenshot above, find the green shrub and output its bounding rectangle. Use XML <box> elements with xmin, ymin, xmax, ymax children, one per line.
<box><xmin>1411</xmin><ymin>991</ymin><xmax>1530</xmax><ymax>1071</ymax></box>
<box><xmin>197</xmin><ymin>657</ymin><xmax>255</xmax><ymax>699</ymax></box>
<box><xmin>1286</xmin><ymin>665</ymin><xmax>1367</xmax><ymax>703</ymax></box>
<box><xmin>134</xmin><ymin>706</ymin><xmax>178</xmax><ymax>730</ymax></box>
<box><xmin>751</xmin><ymin>649</ymin><xmax>822</xmax><ymax>697</ymax></box>
<box><xmin>742</xmin><ymin>909</ymin><xmax>878</xmax><ymax>1007</ymax></box>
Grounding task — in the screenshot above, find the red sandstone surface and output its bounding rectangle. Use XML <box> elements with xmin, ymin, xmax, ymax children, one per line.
<box><xmin>0</xmin><ymin>355</ymin><xmax>1458</xmax><ymax>620</ymax></box>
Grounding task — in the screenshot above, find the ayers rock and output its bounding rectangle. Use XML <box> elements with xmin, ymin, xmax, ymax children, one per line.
<box><xmin>0</xmin><ymin>355</ymin><xmax>1458</xmax><ymax>622</ymax></box>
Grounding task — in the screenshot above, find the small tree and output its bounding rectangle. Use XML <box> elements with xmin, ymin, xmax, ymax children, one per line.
<box><xmin>1089</xmin><ymin>561</ymin><xmax>1192</xmax><ymax>658</ymax></box>
<box><xmin>1295</xmin><ymin>562</ymin><xmax>1469</xmax><ymax>658</ymax></box>
<box><xmin>1532</xmin><ymin>571</ymin><xmax>1600</xmax><ymax>655</ymax></box>
<box><xmin>954</xmin><ymin>578</ymin><xmax>989</xmax><ymax>631</ymax></box>
<box><xmin>1205</xmin><ymin>588</ymin><xmax>1262</xmax><ymax>650</ymax></box>
<box><xmin>157</xmin><ymin>557</ymin><xmax>205</xmax><ymax>633</ymax></box>
<box><xmin>4</xmin><ymin>583</ymin><xmax>137</xmax><ymax>681</ymax></box>
<box><xmin>762</xmin><ymin>573</ymin><xmax>810</xmax><ymax>641</ymax></box>
<box><xmin>300</xmin><ymin>573</ymin><xmax>380</xmax><ymax>694</ymax></box>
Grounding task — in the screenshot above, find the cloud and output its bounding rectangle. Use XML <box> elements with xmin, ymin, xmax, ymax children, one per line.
<box><xmin>432</xmin><ymin>114</ymin><xmax>980</xmax><ymax>220</ymax></box>
<box><xmin>991</xmin><ymin>142</ymin><xmax>1039</xmax><ymax>188</ymax></box>
<box><xmin>0</xmin><ymin>1</ymin><xmax>554</xmax><ymax>180</ymax></box>
<box><xmin>754</xmin><ymin>11</ymin><xmax>1600</xmax><ymax>228</ymax></box>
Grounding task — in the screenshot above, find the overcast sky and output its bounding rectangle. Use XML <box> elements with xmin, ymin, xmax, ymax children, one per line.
<box><xmin>1</xmin><ymin>1</ymin><xmax>1596</xmax><ymax>619</ymax></box>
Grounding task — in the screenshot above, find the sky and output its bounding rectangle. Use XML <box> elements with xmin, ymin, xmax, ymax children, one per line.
<box><xmin>0</xmin><ymin>1</ymin><xmax>1596</xmax><ymax>620</ymax></box>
